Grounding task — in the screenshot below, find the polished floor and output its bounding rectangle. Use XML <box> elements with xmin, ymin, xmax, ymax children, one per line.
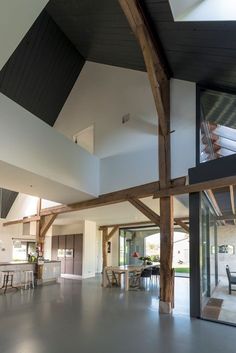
<box><xmin>0</xmin><ymin>276</ymin><xmax>235</xmax><ymax>353</ymax></box>
<box><xmin>210</xmin><ymin>276</ymin><xmax>236</xmax><ymax>324</ymax></box>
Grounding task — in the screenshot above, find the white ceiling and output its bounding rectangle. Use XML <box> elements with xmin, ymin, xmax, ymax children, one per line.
<box><xmin>54</xmin><ymin>195</ymin><xmax>189</xmax><ymax>226</ymax></box>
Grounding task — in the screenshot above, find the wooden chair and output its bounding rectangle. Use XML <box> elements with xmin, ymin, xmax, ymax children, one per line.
<box><xmin>105</xmin><ymin>267</ymin><xmax>119</xmax><ymax>288</ymax></box>
<box><xmin>226</xmin><ymin>265</ymin><xmax>236</xmax><ymax>294</ymax></box>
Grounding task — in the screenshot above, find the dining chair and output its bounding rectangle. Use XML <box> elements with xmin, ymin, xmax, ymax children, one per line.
<box><xmin>105</xmin><ymin>267</ymin><xmax>119</xmax><ymax>288</ymax></box>
<box><xmin>141</xmin><ymin>268</ymin><xmax>152</xmax><ymax>288</ymax></box>
<box><xmin>152</xmin><ymin>266</ymin><xmax>160</xmax><ymax>283</ymax></box>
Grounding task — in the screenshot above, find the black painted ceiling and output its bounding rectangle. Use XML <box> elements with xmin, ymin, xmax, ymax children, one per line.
<box><xmin>47</xmin><ymin>0</ymin><xmax>236</xmax><ymax>89</ymax></box>
<box><xmin>46</xmin><ymin>0</ymin><xmax>144</xmax><ymax>71</ymax></box>
<box><xmin>0</xmin><ymin>10</ymin><xmax>84</xmax><ymax>126</ymax></box>
<box><xmin>1</xmin><ymin>0</ymin><xmax>236</xmax><ymax>128</ymax></box>
<box><xmin>0</xmin><ymin>189</ymin><xmax>18</xmax><ymax>219</ymax></box>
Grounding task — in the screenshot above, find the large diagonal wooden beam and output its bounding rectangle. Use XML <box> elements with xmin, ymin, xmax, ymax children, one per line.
<box><xmin>40</xmin><ymin>214</ymin><xmax>57</xmax><ymax>238</ymax></box>
<box><xmin>119</xmin><ymin>0</ymin><xmax>170</xmax><ymax>137</ymax></box>
<box><xmin>128</xmin><ymin>198</ymin><xmax>189</xmax><ymax>233</ymax></box>
<box><xmin>106</xmin><ymin>226</ymin><xmax>120</xmax><ymax>242</ymax></box>
<box><xmin>128</xmin><ymin>198</ymin><xmax>161</xmax><ymax>225</ymax></box>
<box><xmin>174</xmin><ymin>219</ymin><xmax>189</xmax><ymax>233</ymax></box>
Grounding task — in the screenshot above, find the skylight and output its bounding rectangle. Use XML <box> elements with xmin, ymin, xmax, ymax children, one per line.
<box><xmin>169</xmin><ymin>0</ymin><xmax>236</xmax><ymax>22</ymax></box>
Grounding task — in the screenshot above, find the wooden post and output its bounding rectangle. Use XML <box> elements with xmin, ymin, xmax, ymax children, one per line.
<box><xmin>35</xmin><ymin>198</ymin><xmax>43</xmax><ymax>282</ymax></box>
<box><xmin>158</xmin><ymin>82</ymin><xmax>174</xmax><ymax>313</ymax></box>
<box><xmin>159</xmin><ymin>196</ymin><xmax>174</xmax><ymax>313</ymax></box>
<box><xmin>118</xmin><ymin>0</ymin><xmax>174</xmax><ymax>313</ymax></box>
<box><xmin>102</xmin><ymin>227</ymin><xmax>108</xmax><ymax>272</ymax></box>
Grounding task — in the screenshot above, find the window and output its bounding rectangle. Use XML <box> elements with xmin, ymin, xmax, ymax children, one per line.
<box><xmin>198</xmin><ymin>87</ymin><xmax>236</xmax><ymax>163</ymax></box>
<box><xmin>12</xmin><ymin>240</ymin><xmax>36</xmax><ymax>261</ymax></box>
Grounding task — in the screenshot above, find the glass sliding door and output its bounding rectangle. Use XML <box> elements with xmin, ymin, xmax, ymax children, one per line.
<box><xmin>200</xmin><ymin>193</ymin><xmax>220</xmax><ymax>321</ymax></box>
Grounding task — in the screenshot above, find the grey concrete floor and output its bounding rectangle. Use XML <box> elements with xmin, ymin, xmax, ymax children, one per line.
<box><xmin>0</xmin><ymin>276</ymin><xmax>235</xmax><ymax>353</ymax></box>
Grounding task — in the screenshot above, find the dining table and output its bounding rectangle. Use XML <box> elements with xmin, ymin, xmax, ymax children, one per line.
<box><xmin>103</xmin><ymin>263</ymin><xmax>160</xmax><ymax>291</ymax></box>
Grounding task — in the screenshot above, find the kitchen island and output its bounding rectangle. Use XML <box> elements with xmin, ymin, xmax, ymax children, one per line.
<box><xmin>0</xmin><ymin>261</ymin><xmax>61</xmax><ymax>288</ymax></box>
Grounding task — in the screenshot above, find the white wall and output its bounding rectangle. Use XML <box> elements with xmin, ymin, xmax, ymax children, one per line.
<box><xmin>0</xmin><ymin>221</ymin><xmax>35</xmax><ymax>263</ymax></box>
<box><xmin>170</xmin><ymin>79</ymin><xmax>196</xmax><ymax>179</ymax></box>
<box><xmin>55</xmin><ymin>61</ymin><xmax>157</xmax><ymax>159</ymax></box>
<box><xmin>100</xmin><ymin>147</ymin><xmax>158</xmax><ymax>193</ymax></box>
<box><xmin>217</xmin><ymin>225</ymin><xmax>236</xmax><ymax>276</ymax></box>
<box><xmin>0</xmin><ymin>0</ymin><xmax>48</xmax><ymax>71</ymax></box>
<box><xmin>0</xmin><ymin>193</ymin><xmax>60</xmax><ymax>262</ymax></box>
<box><xmin>55</xmin><ymin>62</ymin><xmax>195</xmax><ymax>194</ymax></box>
<box><xmin>107</xmin><ymin>230</ymin><xmax>119</xmax><ymax>267</ymax></box>
<box><xmin>100</xmin><ymin>79</ymin><xmax>195</xmax><ymax>193</ymax></box>
<box><xmin>0</xmin><ymin>93</ymin><xmax>99</xmax><ymax>203</ymax></box>
<box><xmin>82</xmin><ymin>220</ymin><xmax>97</xmax><ymax>278</ymax></box>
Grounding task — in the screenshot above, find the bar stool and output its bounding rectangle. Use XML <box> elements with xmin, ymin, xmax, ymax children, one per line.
<box><xmin>1</xmin><ymin>270</ymin><xmax>18</xmax><ymax>294</ymax></box>
<box><xmin>21</xmin><ymin>270</ymin><xmax>34</xmax><ymax>290</ymax></box>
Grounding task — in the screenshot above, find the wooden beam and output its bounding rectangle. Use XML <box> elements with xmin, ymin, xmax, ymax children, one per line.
<box><xmin>40</xmin><ymin>214</ymin><xmax>57</xmax><ymax>238</ymax></box>
<box><xmin>99</xmin><ymin>221</ymin><xmax>154</xmax><ymax>230</ymax></box>
<box><xmin>106</xmin><ymin>226</ymin><xmax>119</xmax><ymax>242</ymax></box>
<box><xmin>40</xmin><ymin>181</ymin><xmax>160</xmax><ymax>216</ymax></box>
<box><xmin>2</xmin><ymin>177</ymin><xmax>186</xmax><ymax>226</ymax></box>
<box><xmin>119</xmin><ymin>0</ymin><xmax>170</xmax><ymax>137</ymax></box>
<box><xmin>128</xmin><ymin>198</ymin><xmax>160</xmax><ymax>225</ymax></box>
<box><xmin>102</xmin><ymin>228</ymin><xmax>108</xmax><ymax>271</ymax></box>
<box><xmin>99</xmin><ymin>217</ymin><xmax>189</xmax><ymax>232</ymax></box>
<box><xmin>174</xmin><ymin>219</ymin><xmax>189</xmax><ymax>233</ymax></box>
<box><xmin>229</xmin><ymin>185</ymin><xmax>236</xmax><ymax>225</ymax></box>
<box><xmin>3</xmin><ymin>215</ymin><xmax>39</xmax><ymax>227</ymax></box>
<box><xmin>36</xmin><ymin>198</ymin><xmax>42</xmax><ymax>242</ymax></box>
<box><xmin>153</xmin><ymin>176</ymin><xmax>236</xmax><ymax>198</ymax></box>
<box><xmin>159</xmin><ymin>196</ymin><xmax>174</xmax><ymax>312</ymax></box>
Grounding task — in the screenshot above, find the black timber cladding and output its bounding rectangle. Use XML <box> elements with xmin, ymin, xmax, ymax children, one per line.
<box><xmin>46</xmin><ymin>0</ymin><xmax>145</xmax><ymax>71</ymax></box>
<box><xmin>0</xmin><ymin>10</ymin><xmax>85</xmax><ymax>126</ymax></box>
<box><xmin>143</xmin><ymin>0</ymin><xmax>236</xmax><ymax>88</ymax></box>
<box><xmin>48</xmin><ymin>0</ymin><xmax>236</xmax><ymax>88</ymax></box>
<box><xmin>0</xmin><ymin>189</ymin><xmax>18</xmax><ymax>219</ymax></box>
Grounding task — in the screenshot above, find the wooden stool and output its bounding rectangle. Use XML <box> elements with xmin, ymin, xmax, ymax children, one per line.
<box><xmin>1</xmin><ymin>270</ymin><xmax>18</xmax><ymax>294</ymax></box>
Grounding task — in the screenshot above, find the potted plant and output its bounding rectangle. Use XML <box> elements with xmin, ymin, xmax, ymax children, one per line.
<box><xmin>139</xmin><ymin>256</ymin><xmax>152</xmax><ymax>266</ymax></box>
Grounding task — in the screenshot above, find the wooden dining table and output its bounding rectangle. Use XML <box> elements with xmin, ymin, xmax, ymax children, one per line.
<box><xmin>103</xmin><ymin>263</ymin><xmax>160</xmax><ymax>291</ymax></box>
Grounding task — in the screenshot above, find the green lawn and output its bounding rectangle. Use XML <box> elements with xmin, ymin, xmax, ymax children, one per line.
<box><xmin>174</xmin><ymin>267</ymin><xmax>189</xmax><ymax>273</ymax></box>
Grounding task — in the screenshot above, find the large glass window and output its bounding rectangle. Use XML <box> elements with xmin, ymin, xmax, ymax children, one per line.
<box><xmin>119</xmin><ymin>227</ymin><xmax>189</xmax><ymax>275</ymax></box>
<box><xmin>200</xmin><ymin>191</ymin><xmax>236</xmax><ymax>325</ymax></box>
<box><xmin>198</xmin><ymin>87</ymin><xmax>236</xmax><ymax>163</ymax></box>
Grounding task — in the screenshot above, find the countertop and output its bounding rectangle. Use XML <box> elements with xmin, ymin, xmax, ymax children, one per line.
<box><xmin>0</xmin><ymin>261</ymin><xmax>61</xmax><ymax>266</ymax></box>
